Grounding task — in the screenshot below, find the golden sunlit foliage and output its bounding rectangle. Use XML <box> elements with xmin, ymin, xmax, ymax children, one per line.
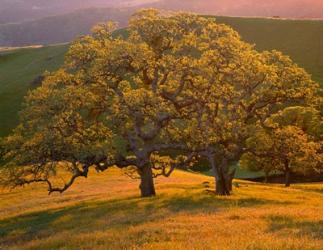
<box><xmin>241</xmin><ymin>107</ymin><xmax>322</xmax><ymax>186</ymax></box>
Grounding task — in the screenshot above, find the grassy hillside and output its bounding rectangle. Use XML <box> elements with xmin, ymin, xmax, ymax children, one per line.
<box><xmin>0</xmin><ymin>169</ymin><xmax>322</xmax><ymax>249</ymax></box>
<box><xmin>216</xmin><ymin>16</ymin><xmax>323</xmax><ymax>85</ymax></box>
<box><xmin>0</xmin><ymin>44</ymin><xmax>68</xmax><ymax>137</ymax></box>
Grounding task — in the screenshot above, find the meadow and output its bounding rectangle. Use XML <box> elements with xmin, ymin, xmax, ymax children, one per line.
<box><xmin>0</xmin><ymin>169</ymin><xmax>322</xmax><ymax>249</ymax></box>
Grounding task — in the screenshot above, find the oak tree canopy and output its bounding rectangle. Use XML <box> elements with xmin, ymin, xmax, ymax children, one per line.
<box><xmin>1</xmin><ymin>9</ymin><xmax>320</xmax><ymax>197</ymax></box>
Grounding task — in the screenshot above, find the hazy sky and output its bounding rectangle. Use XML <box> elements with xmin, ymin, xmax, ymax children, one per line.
<box><xmin>0</xmin><ymin>0</ymin><xmax>158</xmax><ymax>23</ymax></box>
<box><xmin>154</xmin><ymin>0</ymin><xmax>323</xmax><ymax>18</ymax></box>
<box><xmin>0</xmin><ymin>0</ymin><xmax>322</xmax><ymax>24</ymax></box>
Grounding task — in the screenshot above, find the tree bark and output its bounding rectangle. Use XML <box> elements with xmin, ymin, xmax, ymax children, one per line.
<box><xmin>215</xmin><ymin>175</ymin><xmax>231</xmax><ymax>195</ymax></box>
<box><xmin>284</xmin><ymin>161</ymin><xmax>291</xmax><ymax>187</ymax></box>
<box><xmin>139</xmin><ymin>164</ymin><xmax>156</xmax><ymax>197</ymax></box>
<box><xmin>216</xmin><ymin>165</ymin><xmax>232</xmax><ymax>196</ymax></box>
<box><xmin>207</xmin><ymin>153</ymin><xmax>232</xmax><ymax>196</ymax></box>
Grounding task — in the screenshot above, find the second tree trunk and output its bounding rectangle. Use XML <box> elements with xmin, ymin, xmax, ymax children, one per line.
<box><xmin>213</xmin><ymin>158</ymin><xmax>233</xmax><ymax>196</ymax></box>
<box><xmin>284</xmin><ymin>161</ymin><xmax>291</xmax><ymax>187</ymax></box>
<box><xmin>139</xmin><ymin>164</ymin><xmax>156</xmax><ymax>197</ymax></box>
<box><xmin>215</xmin><ymin>166</ymin><xmax>232</xmax><ymax>196</ymax></box>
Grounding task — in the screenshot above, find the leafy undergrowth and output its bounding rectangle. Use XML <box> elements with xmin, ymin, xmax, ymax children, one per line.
<box><xmin>0</xmin><ymin>169</ymin><xmax>322</xmax><ymax>250</ymax></box>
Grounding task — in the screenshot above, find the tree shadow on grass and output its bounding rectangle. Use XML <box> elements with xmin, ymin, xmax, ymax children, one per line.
<box><xmin>0</xmin><ymin>189</ymin><xmax>298</xmax><ymax>247</ymax></box>
<box><xmin>266</xmin><ymin>215</ymin><xmax>323</xmax><ymax>240</ymax></box>
<box><xmin>0</xmin><ymin>197</ymin><xmax>143</xmax><ymax>246</ymax></box>
<box><xmin>158</xmin><ymin>193</ymin><xmax>295</xmax><ymax>213</ymax></box>
<box><xmin>294</xmin><ymin>187</ymin><xmax>323</xmax><ymax>195</ymax></box>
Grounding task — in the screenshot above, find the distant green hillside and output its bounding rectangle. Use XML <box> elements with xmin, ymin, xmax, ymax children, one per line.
<box><xmin>1</xmin><ymin>17</ymin><xmax>322</xmax><ymax>138</ymax></box>
<box><xmin>0</xmin><ymin>45</ymin><xmax>68</xmax><ymax>137</ymax></box>
<box><xmin>216</xmin><ymin>16</ymin><xmax>323</xmax><ymax>85</ymax></box>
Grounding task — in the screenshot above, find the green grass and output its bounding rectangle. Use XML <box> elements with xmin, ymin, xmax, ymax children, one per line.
<box><xmin>203</xmin><ymin>164</ymin><xmax>265</xmax><ymax>179</ymax></box>
<box><xmin>0</xmin><ymin>169</ymin><xmax>322</xmax><ymax>249</ymax></box>
<box><xmin>0</xmin><ymin>44</ymin><xmax>68</xmax><ymax>137</ymax></box>
<box><xmin>217</xmin><ymin>17</ymin><xmax>323</xmax><ymax>85</ymax></box>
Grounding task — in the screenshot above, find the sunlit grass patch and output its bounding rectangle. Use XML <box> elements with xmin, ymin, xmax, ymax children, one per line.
<box><xmin>0</xmin><ymin>169</ymin><xmax>322</xmax><ymax>249</ymax></box>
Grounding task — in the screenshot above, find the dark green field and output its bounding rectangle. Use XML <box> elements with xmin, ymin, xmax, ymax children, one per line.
<box><xmin>217</xmin><ymin>17</ymin><xmax>323</xmax><ymax>84</ymax></box>
<box><xmin>1</xmin><ymin>17</ymin><xmax>322</xmax><ymax>139</ymax></box>
<box><xmin>0</xmin><ymin>45</ymin><xmax>68</xmax><ymax>137</ymax></box>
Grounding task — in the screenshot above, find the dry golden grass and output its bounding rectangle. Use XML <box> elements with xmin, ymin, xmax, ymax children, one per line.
<box><xmin>0</xmin><ymin>168</ymin><xmax>322</xmax><ymax>250</ymax></box>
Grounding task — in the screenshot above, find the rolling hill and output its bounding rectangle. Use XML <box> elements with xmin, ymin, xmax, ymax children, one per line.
<box><xmin>0</xmin><ymin>44</ymin><xmax>68</xmax><ymax>137</ymax></box>
<box><xmin>153</xmin><ymin>0</ymin><xmax>323</xmax><ymax>19</ymax></box>
<box><xmin>0</xmin><ymin>8</ymin><xmax>133</xmax><ymax>47</ymax></box>
<box><xmin>215</xmin><ymin>17</ymin><xmax>323</xmax><ymax>84</ymax></box>
<box><xmin>1</xmin><ymin>1</ymin><xmax>323</xmax><ymax>47</ymax></box>
<box><xmin>1</xmin><ymin>17</ymin><xmax>322</xmax><ymax>139</ymax></box>
<box><xmin>0</xmin><ymin>168</ymin><xmax>322</xmax><ymax>249</ymax></box>
<box><xmin>1</xmin><ymin>0</ymin><xmax>322</xmax><ymax>26</ymax></box>
<box><xmin>0</xmin><ymin>0</ymin><xmax>156</xmax><ymax>24</ymax></box>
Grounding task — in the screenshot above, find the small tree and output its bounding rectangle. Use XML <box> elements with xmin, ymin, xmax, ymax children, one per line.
<box><xmin>241</xmin><ymin>107</ymin><xmax>322</xmax><ymax>187</ymax></box>
<box><xmin>240</xmin><ymin>152</ymin><xmax>278</xmax><ymax>183</ymax></box>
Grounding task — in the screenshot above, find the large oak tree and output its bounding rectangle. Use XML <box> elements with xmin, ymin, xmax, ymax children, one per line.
<box><xmin>1</xmin><ymin>9</ymin><xmax>320</xmax><ymax>197</ymax></box>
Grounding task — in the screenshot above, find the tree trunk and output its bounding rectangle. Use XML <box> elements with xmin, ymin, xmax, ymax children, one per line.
<box><xmin>284</xmin><ymin>161</ymin><xmax>291</xmax><ymax>187</ymax></box>
<box><xmin>215</xmin><ymin>175</ymin><xmax>231</xmax><ymax>195</ymax></box>
<box><xmin>208</xmin><ymin>153</ymin><xmax>231</xmax><ymax>196</ymax></box>
<box><xmin>139</xmin><ymin>164</ymin><xmax>156</xmax><ymax>197</ymax></box>
<box><xmin>215</xmin><ymin>165</ymin><xmax>232</xmax><ymax>196</ymax></box>
<box><xmin>285</xmin><ymin>168</ymin><xmax>291</xmax><ymax>187</ymax></box>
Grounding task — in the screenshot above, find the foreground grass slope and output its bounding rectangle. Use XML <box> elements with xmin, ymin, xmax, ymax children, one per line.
<box><xmin>0</xmin><ymin>169</ymin><xmax>322</xmax><ymax>249</ymax></box>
